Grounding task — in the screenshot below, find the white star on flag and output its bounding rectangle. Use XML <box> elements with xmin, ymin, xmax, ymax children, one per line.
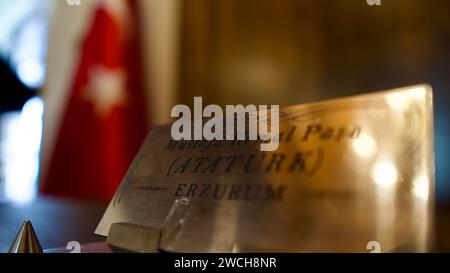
<box><xmin>83</xmin><ymin>66</ymin><xmax>128</xmax><ymax>117</ymax></box>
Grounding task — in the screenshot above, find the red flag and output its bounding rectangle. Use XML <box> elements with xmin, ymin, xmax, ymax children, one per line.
<box><xmin>42</xmin><ymin>0</ymin><xmax>148</xmax><ymax>200</ymax></box>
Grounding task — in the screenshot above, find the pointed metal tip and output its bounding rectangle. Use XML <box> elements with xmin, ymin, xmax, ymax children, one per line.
<box><xmin>8</xmin><ymin>220</ymin><xmax>43</xmax><ymax>253</ymax></box>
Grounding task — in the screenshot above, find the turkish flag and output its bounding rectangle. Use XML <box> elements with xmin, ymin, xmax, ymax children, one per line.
<box><xmin>41</xmin><ymin>0</ymin><xmax>148</xmax><ymax>200</ymax></box>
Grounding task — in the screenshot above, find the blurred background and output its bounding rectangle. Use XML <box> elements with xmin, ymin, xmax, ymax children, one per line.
<box><xmin>0</xmin><ymin>0</ymin><xmax>449</xmax><ymax>251</ymax></box>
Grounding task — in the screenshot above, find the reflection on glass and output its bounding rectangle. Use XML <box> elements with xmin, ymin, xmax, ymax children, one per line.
<box><xmin>386</xmin><ymin>86</ymin><xmax>427</xmax><ymax>112</ymax></box>
<box><xmin>413</xmin><ymin>176</ymin><xmax>430</xmax><ymax>201</ymax></box>
<box><xmin>371</xmin><ymin>160</ymin><xmax>398</xmax><ymax>188</ymax></box>
<box><xmin>352</xmin><ymin>133</ymin><xmax>377</xmax><ymax>157</ymax></box>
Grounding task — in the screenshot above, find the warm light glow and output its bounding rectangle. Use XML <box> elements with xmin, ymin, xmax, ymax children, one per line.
<box><xmin>413</xmin><ymin>176</ymin><xmax>429</xmax><ymax>201</ymax></box>
<box><xmin>408</xmin><ymin>87</ymin><xmax>427</xmax><ymax>100</ymax></box>
<box><xmin>352</xmin><ymin>133</ymin><xmax>377</xmax><ymax>157</ymax></box>
<box><xmin>386</xmin><ymin>87</ymin><xmax>428</xmax><ymax>111</ymax></box>
<box><xmin>371</xmin><ymin>160</ymin><xmax>398</xmax><ymax>188</ymax></box>
<box><xmin>386</xmin><ymin>93</ymin><xmax>408</xmax><ymax>111</ymax></box>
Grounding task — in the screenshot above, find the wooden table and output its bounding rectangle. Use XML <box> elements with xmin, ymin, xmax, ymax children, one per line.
<box><xmin>1</xmin><ymin>197</ymin><xmax>449</xmax><ymax>253</ymax></box>
<box><xmin>0</xmin><ymin>197</ymin><xmax>107</xmax><ymax>253</ymax></box>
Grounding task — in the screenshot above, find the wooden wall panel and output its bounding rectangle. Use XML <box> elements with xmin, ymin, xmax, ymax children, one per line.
<box><xmin>178</xmin><ymin>0</ymin><xmax>450</xmax><ymax>203</ymax></box>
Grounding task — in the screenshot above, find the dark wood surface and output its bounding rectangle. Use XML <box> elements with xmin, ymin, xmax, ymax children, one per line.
<box><xmin>434</xmin><ymin>205</ymin><xmax>450</xmax><ymax>252</ymax></box>
<box><xmin>0</xmin><ymin>197</ymin><xmax>107</xmax><ymax>253</ymax></box>
<box><xmin>0</xmin><ymin>197</ymin><xmax>449</xmax><ymax>252</ymax></box>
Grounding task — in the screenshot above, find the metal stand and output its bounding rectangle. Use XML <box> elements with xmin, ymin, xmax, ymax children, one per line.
<box><xmin>106</xmin><ymin>198</ymin><xmax>190</xmax><ymax>253</ymax></box>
